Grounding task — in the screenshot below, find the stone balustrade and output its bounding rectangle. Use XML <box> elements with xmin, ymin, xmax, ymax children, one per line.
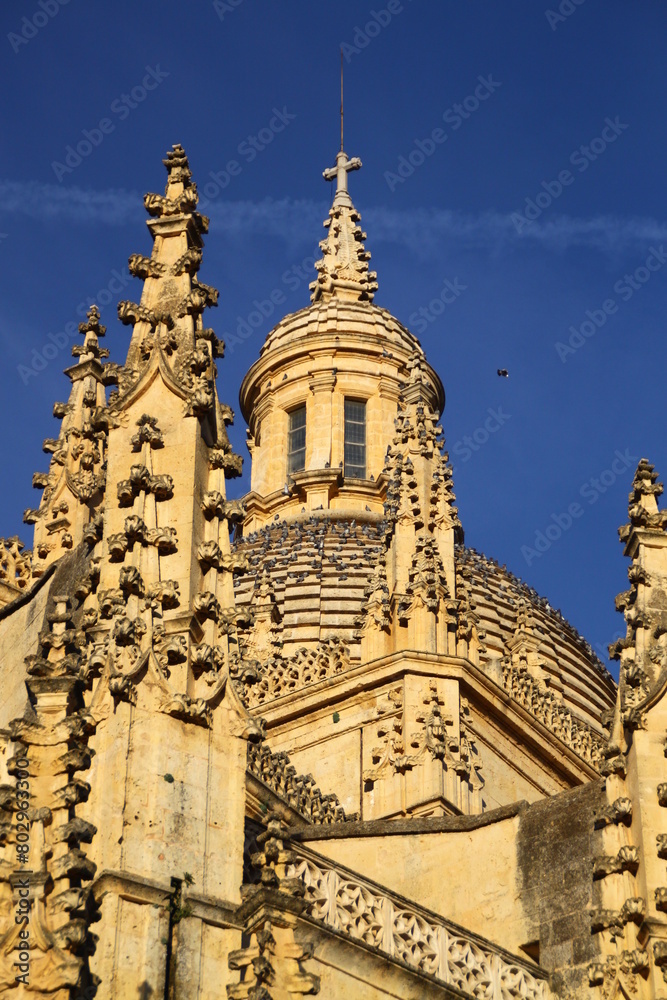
<box><xmin>289</xmin><ymin>851</ymin><xmax>549</xmax><ymax>999</ymax></box>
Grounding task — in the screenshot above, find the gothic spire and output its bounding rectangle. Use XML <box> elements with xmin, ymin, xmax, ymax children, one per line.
<box><xmin>309</xmin><ymin>147</ymin><xmax>378</xmax><ymax>304</ymax></box>
<box><xmin>611</xmin><ymin>458</ymin><xmax>667</xmax><ymax>725</ymax></box>
<box><xmin>115</xmin><ymin>142</ymin><xmax>224</xmax><ymax>417</ymax></box>
<box><xmin>25</xmin><ymin>304</ymin><xmax>110</xmax><ymax>574</ymax></box>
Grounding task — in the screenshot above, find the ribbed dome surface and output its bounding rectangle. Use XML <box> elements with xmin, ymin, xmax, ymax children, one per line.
<box><xmin>234</xmin><ymin>514</ymin><xmax>385</xmax><ymax>655</ymax></box>
<box><xmin>259</xmin><ymin>300</ymin><xmax>420</xmax><ymax>357</ymax></box>
<box><xmin>240</xmin><ymin>298</ymin><xmax>445</xmax><ymax>426</ymax></box>
<box><xmin>232</xmin><ymin>517</ymin><xmax>616</xmax><ymax>734</ymax></box>
<box><xmin>457</xmin><ymin>546</ymin><xmax>616</xmax><ymax>733</ymax></box>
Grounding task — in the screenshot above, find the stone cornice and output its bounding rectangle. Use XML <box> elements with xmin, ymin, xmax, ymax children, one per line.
<box><xmin>91</xmin><ymin>869</ymin><xmax>241</xmax><ymax>928</ymax></box>
<box><xmin>181</xmin><ymin>890</ymin><xmax>241</xmax><ymax>928</ymax></box>
<box><xmin>91</xmin><ymin>869</ymin><xmax>172</xmax><ymax>906</ymax></box>
<box><xmin>254</xmin><ymin>388</ymin><xmax>275</xmax><ymax>426</ymax></box>
<box><xmin>240</xmin><ymin>503</ymin><xmax>385</xmax><ymax>529</ymax></box>
<box><xmin>147</xmin><ymin>211</ymin><xmax>205</xmax><ymax>245</ymax></box>
<box><xmin>378</xmin><ymin>375</ymin><xmax>401</xmax><ymax>401</ymax></box>
<box><xmin>63</xmin><ymin>357</ymin><xmax>106</xmax><ymax>384</ymax></box>
<box><xmin>254</xmin><ymin>650</ymin><xmax>603</xmax><ymax>783</ymax></box>
<box><xmin>292</xmin><ymin>799</ymin><xmax>527</xmax><ymax>840</ymax></box>
<box><xmin>622</xmin><ymin>524</ymin><xmax>667</xmax><ymax>560</ymax></box>
<box><xmin>241</xmin><ymin>476</ymin><xmax>388</xmax><ymax>528</ymax></box>
<box><xmin>289</xmin><ymin>468</ymin><xmax>342</xmax><ymax>490</ymax></box>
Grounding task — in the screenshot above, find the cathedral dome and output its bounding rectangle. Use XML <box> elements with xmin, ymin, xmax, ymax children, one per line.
<box><xmin>232</xmin><ymin>143</ymin><xmax>616</xmax><ymax>784</ymax></box>
<box><xmin>249</xmin><ymin>296</ymin><xmax>442</xmax><ymax>379</ymax></box>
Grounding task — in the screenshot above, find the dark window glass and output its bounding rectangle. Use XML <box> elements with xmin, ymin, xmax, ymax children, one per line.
<box><xmin>344</xmin><ymin>399</ymin><xmax>366</xmax><ymax>479</ymax></box>
<box><xmin>288</xmin><ymin>406</ymin><xmax>306</xmax><ymax>474</ymax></box>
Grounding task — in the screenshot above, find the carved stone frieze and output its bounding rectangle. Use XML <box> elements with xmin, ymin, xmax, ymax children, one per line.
<box><xmin>500</xmin><ymin>656</ymin><xmax>604</xmax><ymax>769</ymax></box>
<box><xmin>233</xmin><ymin>638</ymin><xmax>350</xmax><ymax>709</ymax></box>
<box><xmin>288</xmin><ymin>853</ymin><xmax>547</xmax><ymax>999</ymax></box>
<box><xmin>0</xmin><ymin>536</ymin><xmax>34</xmax><ymax>607</ymax></box>
<box><xmin>363</xmin><ymin>680</ymin><xmax>485</xmax><ymax>808</ymax></box>
<box><xmin>247</xmin><ymin>742</ymin><xmax>347</xmax><ymax>825</ymax></box>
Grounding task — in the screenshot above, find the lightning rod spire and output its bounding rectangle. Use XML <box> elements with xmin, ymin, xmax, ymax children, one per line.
<box><xmin>340</xmin><ymin>48</ymin><xmax>344</xmax><ymax>151</ymax></box>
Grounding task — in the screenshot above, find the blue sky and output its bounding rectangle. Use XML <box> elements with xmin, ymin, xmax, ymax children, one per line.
<box><xmin>1</xmin><ymin>0</ymin><xmax>665</xmax><ymax>675</ymax></box>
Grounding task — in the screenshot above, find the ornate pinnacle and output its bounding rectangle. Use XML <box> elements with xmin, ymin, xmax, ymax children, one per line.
<box><xmin>29</xmin><ymin>303</ymin><xmax>109</xmax><ymax>572</ymax></box>
<box><xmin>72</xmin><ymin>305</ymin><xmax>108</xmax><ymax>362</ymax></box>
<box><xmin>163</xmin><ymin>143</ymin><xmax>192</xmax><ymax>189</ymax></box>
<box><xmin>143</xmin><ymin>143</ymin><xmax>204</xmax><ymax>226</ymax></box>
<box><xmin>629</xmin><ymin>459</ymin><xmax>663</xmax><ymax>509</ymax></box>
<box><xmin>310</xmin><ymin>147</ymin><xmax>378</xmax><ymax>305</ymax></box>
<box><xmin>622</xmin><ymin>458</ymin><xmax>667</xmax><ymax>535</ymax></box>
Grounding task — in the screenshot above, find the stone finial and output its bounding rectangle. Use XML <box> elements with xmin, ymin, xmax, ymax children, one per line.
<box><xmin>630</xmin><ymin>458</ymin><xmax>663</xmax><ymax>504</ymax></box>
<box><xmin>143</xmin><ymin>143</ymin><xmax>204</xmax><ymax>225</ymax></box>
<box><xmin>625</xmin><ymin>458</ymin><xmax>667</xmax><ymax>533</ymax></box>
<box><xmin>78</xmin><ymin>304</ymin><xmax>106</xmax><ymax>339</ymax></box>
<box><xmin>247</xmin><ymin>813</ymin><xmax>304</xmax><ymax>897</ymax></box>
<box><xmin>163</xmin><ymin>142</ymin><xmax>192</xmax><ymax>188</ymax></box>
<box><xmin>309</xmin><ymin>148</ymin><xmax>378</xmax><ymax>304</ymax></box>
<box><xmin>72</xmin><ymin>304</ymin><xmax>109</xmax><ymax>363</ymax></box>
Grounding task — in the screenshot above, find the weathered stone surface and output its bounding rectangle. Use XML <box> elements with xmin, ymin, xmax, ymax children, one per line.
<box><xmin>516</xmin><ymin>781</ymin><xmax>607</xmax><ymax>994</ymax></box>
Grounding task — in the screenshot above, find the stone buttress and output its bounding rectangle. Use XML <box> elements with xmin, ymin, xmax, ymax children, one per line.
<box><xmin>0</xmin><ymin>145</ymin><xmax>258</xmax><ymax>999</ymax></box>
<box><xmin>590</xmin><ymin>460</ymin><xmax>667</xmax><ymax>1000</ymax></box>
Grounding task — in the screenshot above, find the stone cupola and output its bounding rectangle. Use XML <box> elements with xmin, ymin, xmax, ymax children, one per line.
<box><xmin>239</xmin><ymin>147</ymin><xmax>444</xmax><ymax>531</ymax></box>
